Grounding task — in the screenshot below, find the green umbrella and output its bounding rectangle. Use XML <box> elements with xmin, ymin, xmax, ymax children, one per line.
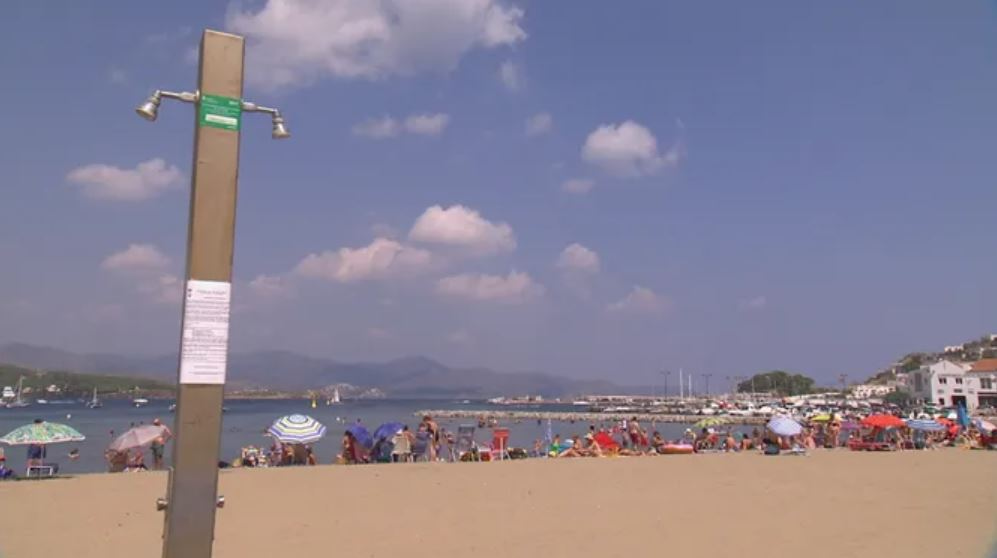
<box><xmin>693</xmin><ymin>417</ymin><xmax>730</xmax><ymax>429</ymax></box>
<box><xmin>0</xmin><ymin>422</ymin><xmax>85</xmax><ymax>445</ymax></box>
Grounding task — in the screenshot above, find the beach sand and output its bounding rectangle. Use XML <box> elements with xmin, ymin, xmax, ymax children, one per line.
<box><xmin>1</xmin><ymin>450</ymin><xmax>994</xmax><ymax>558</ymax></box>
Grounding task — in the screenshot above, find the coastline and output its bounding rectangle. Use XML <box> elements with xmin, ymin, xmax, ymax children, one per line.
<box><xmin>1</xmin><ymin>450</ymin><xmax>993</xmax><ymax>558</ymax></box>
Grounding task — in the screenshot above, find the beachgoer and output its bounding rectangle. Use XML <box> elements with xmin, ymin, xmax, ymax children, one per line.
<box><xmin>68</xmin><ymin>448</ymin><xmax>80</xmax><ymax>461</ymax></box>
<box><xmin>0</xmin><ymin>456</ymin><xmax>15</xmax><ymax>480</ymax></box>
<box><xmin>422</xmin><ymin>416</ymin><xmax>440</xmax><ymax>461</ymax></box>
<box><xmin>651</xmin><ymin>431</ymin><xmax>665</xmax><ymax>453</ymax></box>
<box><xmin>150</xmin><ymin>418</ymin><xmax>173</xmax><ymax>470</ymax></box>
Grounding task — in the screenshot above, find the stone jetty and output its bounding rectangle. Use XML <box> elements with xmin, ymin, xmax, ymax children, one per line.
<box><xmin>416</xmin><ymin>409</ymin><xmax>768</xmax><ymax>425</ymax></box>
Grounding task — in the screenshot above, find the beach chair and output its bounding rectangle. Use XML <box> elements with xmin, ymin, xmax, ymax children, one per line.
<box><xmin>455</xmin><ymin>425</ymin><xmax>478</xmax><ymax>462</ymax></box>
<box><xmin>489</xmin><ymin>428</ymin><xmax>510</xmax><ymax>461</ymax></box>
<box><xmin>391</xmin><ymin>432</ymin><xmax>412</xmax><ymax>462</ymax></box>
<box><xmin>412</xmin><ymin>431</ymin><xmax>431</xmax><ymax>462</ymax></box>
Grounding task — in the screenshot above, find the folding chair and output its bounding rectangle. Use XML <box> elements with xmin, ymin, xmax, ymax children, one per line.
<box><xmin>455</xmin><ymin>425</ymin><xmax>478</xmax><ymax>461</ymax></box>
<box><xmin>489</xmin><ymin>427</ymin><xmax>510</xmax><ymax>461</ymax></box>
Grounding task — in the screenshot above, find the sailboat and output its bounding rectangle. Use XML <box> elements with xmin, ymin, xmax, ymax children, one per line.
<box><xmin>86</xmin><ymin>387</ymin><xmax>102</xmax><ymax>409</ymax></box>
<box><xmin>326</xmin><ymin>387</ymin><xmax>341</xmax><ymax>405</ymax></box>
<box><xmin>6</xmin><ymin>377</ymin><xmax>29</xmax><ymax>408</ymax></box>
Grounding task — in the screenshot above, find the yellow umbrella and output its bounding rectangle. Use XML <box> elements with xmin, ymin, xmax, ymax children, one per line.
<box><xmin>809</xmin><ymin>414</ymin><xmax>832</xmax><ymax>423</ymax></box>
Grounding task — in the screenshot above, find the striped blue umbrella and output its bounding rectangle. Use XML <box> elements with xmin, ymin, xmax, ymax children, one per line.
<box><xmin>268</xmin><ymin>414</ymin><xmax>327</xmax><ymax>444</ymax></box>
<box><xmin>905</xmin><ymin>419</ymin><xmax>945</xmax><ymax>432</ymax></box>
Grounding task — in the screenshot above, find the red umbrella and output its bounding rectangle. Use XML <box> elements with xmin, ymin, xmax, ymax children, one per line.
<box><xmin>593</xmin><ymin>432</ymin><xmax>620</xmax><ymax>450</ymax></box>
<box><xmin>861</xmin><ymin>414</ymin><xmax>905</xmax><ymax>429</ymax></box>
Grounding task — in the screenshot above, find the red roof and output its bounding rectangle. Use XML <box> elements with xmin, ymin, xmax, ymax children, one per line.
<box><xmin>969</xmin><ymin>359</ymin><xmax>997</xmax><ymax>373</ymax></box>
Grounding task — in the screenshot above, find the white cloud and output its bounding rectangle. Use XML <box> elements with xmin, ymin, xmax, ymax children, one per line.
<box><xmin>607</xmin><ymin>286</ymin><xmax>667</xmax><ymax>315</ymax></box>
<box><xmin>409</xmin><ymin>205</ymin><xmax>516</xmax><ymax>254</ymax></box>
<box><xmin>137</xmin><ymin>274</ymin><xmax>182</xmax><ymax>305</ymax></box>
<box><xmin>581</xmin><ymin>121</ymin><xmax>683</xmax><ymax>178</ymax></box>
<box><xmin>738</xmin><ymin>295</ymin><xmax>767</xmax><ymax>311</ymax></box>
<box><xmin>436</xmin><ymin>271</ymin><xmax>543</xmax><ymax>303</ymax></box>
<box><xmin>227</xmin><ymin>0</ymin><xmax>527</xmax><ymax>89</ymax></box>
<box><xmin>561</xmin><ymin>178</ymin><xmax>594</xmax><ymax>195</ymax></box>
<box><xmin>353</xmin><ymin>113</ymin><xmax>449</xmax><ymax>138</ymax></box>
<box><xmin>557</xmin><ymin>243</ymin><xmax>600</xmax><ymax>274</ymax></box>
<box><xmin>67</xmin><ymin>158</ymin><xmax>183</xmax><ymax>202</ymax></box>
<box><xmin>101</xmin><ymin>244</ymin><xmax>170</xmax><ymax>272</ymax></box>
<box><xmin>352</xmin><ymin>116</ymin><xmax>400</xmax><ymax>139</ymax></box>
<box><xmin>525</xmin><ymin>112</ymin><xmax>552</xmax><ymax>136</ymax></box>
<box><xmin>403</xmin><ymin>113</ymin><xmax>450</xmax><ymax>136</ymax></box>
<box><xmin>249</xmin><ymin>274</ymin><xmax>294</xmax><ymax>299</ymax></box>
<box><xmin>294</xmin><ymin>237</ymin><xmax>434</xmax><ymax>282</ymax></box>
<box><xmin>499</xmin><ymin>60</ymin><xmax>525</xmax><ymax>91</ymax></box>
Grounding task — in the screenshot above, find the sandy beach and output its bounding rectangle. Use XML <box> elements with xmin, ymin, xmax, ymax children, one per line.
<box><xmin>1</xmin><ymin>450</ymin><xmax>994</xmax><ymax>558</ymax></box>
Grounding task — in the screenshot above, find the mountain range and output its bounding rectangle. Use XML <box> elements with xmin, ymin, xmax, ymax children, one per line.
<box><xmin>0</xmin><ymin>343</ymin><xmax>624</xmax><ymax>398</ymax></box>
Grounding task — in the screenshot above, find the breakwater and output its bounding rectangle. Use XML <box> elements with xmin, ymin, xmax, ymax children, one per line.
<box><xmin>416</xmin><ymin>409</ymin><xmax>768</xmax><ymax>425</ymax></box>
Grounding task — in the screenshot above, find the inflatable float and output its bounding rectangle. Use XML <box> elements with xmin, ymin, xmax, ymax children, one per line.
<box><xmin>660</xmin><ymin>444</ymin><xmax>694</xmax><ymax>455</ymax></box>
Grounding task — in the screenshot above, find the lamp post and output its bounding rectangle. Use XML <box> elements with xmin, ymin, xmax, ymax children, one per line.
<box><xmin>136</xmin><ymin>29</ymin><xmax>289</xmax><ymax>558</ymax></box>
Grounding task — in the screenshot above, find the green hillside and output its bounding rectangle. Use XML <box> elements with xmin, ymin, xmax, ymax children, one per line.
<box><xmin>0</xmin><ymin>364</ymin><xmax>174</xmax><ymax>399</ymax></box>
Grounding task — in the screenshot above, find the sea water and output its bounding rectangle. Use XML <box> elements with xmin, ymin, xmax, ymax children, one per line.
<box><xmin>0</xmin><ymin>399</ymin><xmax>735</xmax><ymax>474</ymax></box>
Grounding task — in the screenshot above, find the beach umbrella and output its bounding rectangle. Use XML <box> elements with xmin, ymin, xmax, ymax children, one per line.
<box><xmin>373</xmin><ymin>422</ymin><xmax>404</xmax><ymax>441</ymax></box>
<box><xmin>0</xmin><ymin>422</ymin><xmax>85</xmax><ymax>445</ymax></box>
<box><xmin>904</xmin><ymin>419</ymin><xmax>945</xmax><ymax>433</ymax></box>
<box><xmin>268</xmin><ymin>414</ymin><xmax>327</xmax><ymax>444</ymax></box>
<box><xmin>956</xmin><ymin>403</ymin><xmax>970</xmax><ymax>430</ymax></box>
<box><xmin>693</xmin><ymin>417</ymin><xmax>729</xmax><ymax>429</ymax></box>
<box><xmin>861</xmin><ymin>414</ymin><xmax>905</xmax><ymax>429</ymax></box>
<box><xmin>108</xmin><ymin>424</ymin><xmax>167</xmax><ymax>452</ymax></box>
<box><xmin>346</xmin><ymin>423</ymin><xmax>373</xmax><ymax>449</ymax></box>
<box><xmin>809</xmin><ymin>414</ymin><xmax>832</xmax><ymax>423</ymax></box>
<box><xmin>972</xmin><ymin>418</ymin><xmax>995</xmax><ymax>433</ymax></box>
<box><xmin>767</xmin><ymin>416</ymin><xmax>803</xmax><ymax>437</ymax></box>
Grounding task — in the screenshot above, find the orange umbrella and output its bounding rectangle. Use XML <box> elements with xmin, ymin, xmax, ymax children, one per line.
<box><xmin>861</xmin><ymin>414</ymin><xmax>905</xmax><ymax>429</ymax></box>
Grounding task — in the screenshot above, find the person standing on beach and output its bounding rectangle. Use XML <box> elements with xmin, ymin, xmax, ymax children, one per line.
<box><xmin>149</xmin><ymin>418</ymin><xmax>173</xmax><ymax>470</ymax></box>
<box><xmin>423</xmin><ymin>415</ymin><xmax>440</xmax><ymax>461</ymax></box>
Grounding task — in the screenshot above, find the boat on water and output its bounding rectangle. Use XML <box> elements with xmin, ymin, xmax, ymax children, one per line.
<box><xmin>5</xmin><ymin>377</ymin><xmax>30</xmax><ymax>408</ymax></box>
<box><xmin>132</xmin><ymin>398</ymin><xmax>150</xmax><ymax>408</ymax></box>
<box><xmin>86</xmin><ymin>387</ymin><xmax>102</xmax><ymax>409</ymax></box>
<box><xmin>572</xmin><ymin>400</ymin><xmax>592</xmax><ymax>406</ymax></box>
<box><xmin>326</xmin><ymin>388</ymin><xmax>342</xmax><ymax>405</ymax></box>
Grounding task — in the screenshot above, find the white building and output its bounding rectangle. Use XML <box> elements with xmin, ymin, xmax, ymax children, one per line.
<box><xmin>967</xmin><ymin>359</ymin><xmax>997</xmax><ymax>410</ymax></box>
<box><xmin>943</xmin><ymin>345</ymin><xmax>965</xmax><ymax>354</ymax></box>
<box><xmin>906</xmin><ymin>360</ymin><xmax>979</xmax><ymax>411</ymax></box>
<box><xmin>851</xmin><ymin>384</ymin><xmax>896</xmax><ymax>399</ymax></box>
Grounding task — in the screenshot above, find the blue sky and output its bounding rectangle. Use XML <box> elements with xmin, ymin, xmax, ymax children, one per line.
<box><xmin>1</xmin><ymin>1</ymin><xmax>995</xmax><ymax>387</ymax></box>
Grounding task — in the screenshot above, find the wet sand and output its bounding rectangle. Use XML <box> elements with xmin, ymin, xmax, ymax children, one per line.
<box><xmin>1</xmin><ymin>450</ymin><xmax>994</xmax><ymax>558</ymax></box>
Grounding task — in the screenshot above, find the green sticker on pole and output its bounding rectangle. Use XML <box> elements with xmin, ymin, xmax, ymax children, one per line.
<box><xmin>199</xmin><ymin>94</ymin><xmax>242</xmax><ymax>131</ymax></box>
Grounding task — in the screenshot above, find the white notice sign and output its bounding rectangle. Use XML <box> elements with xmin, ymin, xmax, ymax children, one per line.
<box><xmin>179</xmin><ymin>279</ymin><xmax>232</xmax><ymax>384</ymax></box>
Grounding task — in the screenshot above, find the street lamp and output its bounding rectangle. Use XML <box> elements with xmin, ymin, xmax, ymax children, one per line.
<box><xmin>136</xmin><ymin>29</ymin><xmax>290</xmax><ymax>558</ymax></box>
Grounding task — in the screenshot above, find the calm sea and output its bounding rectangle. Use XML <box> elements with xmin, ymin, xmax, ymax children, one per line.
<box><xmin>0</xmin><ymin>399</ymin><xmax>732</xmax><ymax>474</ymax></box>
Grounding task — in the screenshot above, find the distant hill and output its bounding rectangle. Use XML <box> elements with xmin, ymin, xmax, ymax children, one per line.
<box><xmin>0</xmin><ymin>363</ymin><xmax>173</xmax><ymax>398</ymax></box>
<box><xmin>864</xmin><ymin>333</ymin><xmax>997</xmax><ymax>385</ymax></box>
<box><xmin>0</xmin><ymin>343</ymin><xmax>622</xmax><ymax>398</ymax></box>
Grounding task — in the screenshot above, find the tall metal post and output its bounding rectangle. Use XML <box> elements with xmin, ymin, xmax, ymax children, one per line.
<box><xmin>162</xmin><ymin>30</ymin><xmax>244</xmax><ymax>558</ymax></box>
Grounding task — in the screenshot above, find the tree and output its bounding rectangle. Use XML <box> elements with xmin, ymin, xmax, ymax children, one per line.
<box><xmin>884</xmin><ymin>390</ymin><xmax>912</xmax><ymax>406</ymax></box>
<box><xmin>736</xmin><ymin>371</ymin><xmax>816</xmax><ymax>397</ymax></box>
